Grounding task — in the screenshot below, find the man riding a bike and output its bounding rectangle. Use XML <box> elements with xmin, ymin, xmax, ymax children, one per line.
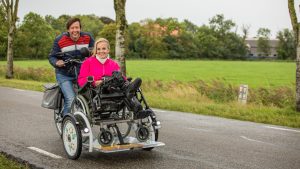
<box><xmin>48</xmin><ymin>17</ymin><xmax>95</xmax><ymax>116</ymax></box>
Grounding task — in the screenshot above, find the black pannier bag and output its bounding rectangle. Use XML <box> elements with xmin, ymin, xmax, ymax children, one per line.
<box><xmin>41</xmin><ymin>83</ymin><xmax>60</xmax><ymax>109</ymax></box>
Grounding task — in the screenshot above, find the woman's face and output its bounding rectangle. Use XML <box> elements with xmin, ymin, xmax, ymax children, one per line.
<box><xmin>96</xmin><ymin>42</ymin><xmax>110</xmax><ymax>59</ymax></box>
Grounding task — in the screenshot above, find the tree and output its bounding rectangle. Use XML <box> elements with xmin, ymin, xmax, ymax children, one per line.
<box><xmin>257</xmin><ymin>28</ymin><xmax>271</xmax><ymax>56</ymax></box>
<box><xmin>127</xmin><ymin>22</ymin><xmax>142</xmax><ymax>58</ymax></box>
<box><xmin>45</xmin><ymin>14</ymin><xmax>71</xmax><ymax>34</ymax></box>
<box><xmin>1</xmin><ymin>0</ymin><xmax>19</xmax><ymax>79</ymax></box>
<box><xmin>207</xmin><ymin>14</ymin><xmax>246</xmax><ymax>59</ymax></box>
<box><xmin>183</xmin><ymin>19</ymin><xmax>198</xmax><ymax>35</ymax></box>
<box><xmin>288</xmin><ymin>0</ymin><xmax>300</xmax><ymax>111</ymax></box>
<box><xmin>14</xmin><ymin>12</ymin><xmax>55</xmax><ymax>59</ymax></box>
<box><xmin>276</xmin><ymin>29</ymin><xmax>296</xmax><ymax>60</ymax></box>
<box><xmin>241</xmin><ymin>24</ymin><xmax>250</xmax><ymax>40</ymax></box>
<box><xmin>99</xmin><ymin>16</ymin><xmax>115</xmax><ymax>24</ymax></box>
<box><xmin>114</xmin><ymin>0</ymin><xmax>127</xmax><ymax>75</ymax></box>
<box><xmin>97</xmin><ymin>23</ymin><xmax>116</xmax><ymax>57</ymax></box>
<box><xmin>209</xmin><ymin>14</ymin><xmax>235</xmax><ymax>38</ymax></box>
<box><xmin>75</xmin><ymin>14</ymin><xmax>104</xmax><ymax>38</ymax></box>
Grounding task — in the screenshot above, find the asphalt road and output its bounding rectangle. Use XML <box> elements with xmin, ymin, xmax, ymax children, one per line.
<box><xmin>0</xmin><ymin>86</ymin><xmax>300</xmax><ymax>169</ymax></box>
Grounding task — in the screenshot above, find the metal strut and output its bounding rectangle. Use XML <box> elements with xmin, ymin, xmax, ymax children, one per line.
<box><xmin>113</xmin><ymin>124</ymin><xmax>125</xmax><ymax>145</ymax></box>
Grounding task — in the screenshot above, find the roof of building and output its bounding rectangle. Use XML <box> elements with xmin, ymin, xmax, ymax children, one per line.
<box><xmin>245</xmin><ymin>38</ymin><xmax>279</xmax><ymax>48</ymax></box>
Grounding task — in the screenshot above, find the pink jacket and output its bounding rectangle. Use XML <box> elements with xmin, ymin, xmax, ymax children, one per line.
<box><xmin>78</xmin><ymin>56</ymin><xmax>120</xmax><ymax>87</ymax></box>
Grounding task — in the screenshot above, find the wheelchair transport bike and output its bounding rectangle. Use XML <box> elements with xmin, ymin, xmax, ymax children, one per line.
<box><xmin>42</xmin><ymin>48</ymin><xmax>164</xmax><ymax>160</ymax></box>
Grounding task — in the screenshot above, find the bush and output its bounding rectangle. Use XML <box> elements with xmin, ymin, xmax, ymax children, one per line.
<box><xmin>195</xmin><ymin>80</ymin><xmax>237</xmax><ymax>102</ymax></box>
<box><xmin>0</xmin><ymin>66</ymin><xmax>55</xmax><ymax>82</ymax></box>
<box><xmin>142</xmin><ymin>78</ymin><xmax>295</xmax><ymax>109</ymax></box>
<box><xmin>248</xmin><ymin>86</ymin><xmax>295</xmax><ymax>108</ymax></box>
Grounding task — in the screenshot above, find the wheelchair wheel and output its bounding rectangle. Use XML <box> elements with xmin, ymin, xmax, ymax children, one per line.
<box><xmin>62</xmin><ymin>116</ymin><xmax>82</xmax><ymax>160</ymax></box>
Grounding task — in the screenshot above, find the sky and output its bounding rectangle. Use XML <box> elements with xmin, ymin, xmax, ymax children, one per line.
<box><xmin>19</xmin><ymin>0</ymin><xmax>299</xmax><ymax>38</ymax></box>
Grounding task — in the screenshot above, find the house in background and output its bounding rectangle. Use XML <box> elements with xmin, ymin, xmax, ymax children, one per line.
<box><xmin>245</xmin><ymin>38</ymin><xmax>279</xmax><ymax>58</ymax></box>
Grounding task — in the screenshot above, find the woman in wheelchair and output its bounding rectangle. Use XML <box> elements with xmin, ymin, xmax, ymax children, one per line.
<box><xmin>77</xmin><ymin>38</ymin><xmax>151</xmax><ymax>119</ymax></box>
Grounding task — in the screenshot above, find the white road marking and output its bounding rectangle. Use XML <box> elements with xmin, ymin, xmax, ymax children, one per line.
<box><xmin>240</xmin><ymin>136</ymin><xmax>274</xmax><ymax>145</ymax></box>
<box><xmin>27</xmin><ymin>147</ymin><xmax>62</xmax><ymax>159</ymax></box>
<box><xmin>13</xmin><ymin>89</ymin><xmax>25</xmax><ymax>92</ymax></box>
<box><xmin>152</xmin><ymin>109</ymin><xmax>167</xmax><ymax>113</ymax></box>
<box><xmin>186</xmin><ymin>127</ymin><xmax>211</xmax><ymax>132</ymax></box>
<box><xmin>152</xmin><ymin>109</ymin><xmax>163</xmax><ymax>112</ymax></box>
<box><xmin>264</xmin><ymin>126</ymin><xmax>300</xmax><ymax>133</ymax></box>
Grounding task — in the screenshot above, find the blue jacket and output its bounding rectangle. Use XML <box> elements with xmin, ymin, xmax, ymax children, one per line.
<box><xmin>48</xmin><ymin>32</ymin><xmax>94</xmax><ymax>77</ymax></box>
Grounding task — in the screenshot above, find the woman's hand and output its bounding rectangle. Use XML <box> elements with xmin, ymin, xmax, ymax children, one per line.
<box><xmin>95</xmin><ymin>80</ymin><xmax>103</xmax><ymax>86</ymax></box>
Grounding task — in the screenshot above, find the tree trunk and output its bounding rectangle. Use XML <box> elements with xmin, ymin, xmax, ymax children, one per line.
<box><xmin>114</xmin><ymin>0</ymin><xmax>127</xmax><ymax>76</ymax></box>
<box><xmin>6</xmin><ymin>23</ymin><xmax>14</xmax><ymax>78</ymax></box>
<box><xmin>2</xmin><ymin>0</ymin><xmax>19</xmax><ymax>79</ymax></box>
<box><xmin>296</xmin><ymin>25</ymin><xmax>300</xmax><ymax>111</ymax></box>
<box><xmin>288</xmin><ymin>0</ymin><xmax>298</xmax><ymax>44</ymax></box>
<box><xmin>288</xmin><ymin>0</ymin><xmax>300</xmax><ymax>111</ymax></box>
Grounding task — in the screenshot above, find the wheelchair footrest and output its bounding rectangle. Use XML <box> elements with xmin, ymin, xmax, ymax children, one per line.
<box><xmin>83</xmin><ymin>137</ymin><xmax>165</xmax><ymax>153</ymax></box>
<box><xmin>96</xmin><ymin>142</ymin><xmax>165</xmax><ymax>153</ymax></box>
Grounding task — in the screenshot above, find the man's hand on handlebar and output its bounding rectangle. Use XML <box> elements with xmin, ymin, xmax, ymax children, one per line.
<box><xmin>56</xmin><ymin>60</ymin><xmax>65</xmax><ymax>67</ymax></box>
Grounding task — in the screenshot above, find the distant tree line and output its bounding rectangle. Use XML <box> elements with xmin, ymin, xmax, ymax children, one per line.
<box><xmin>0</xmin><ymin>8</ymin><xmax>296</xmax><ymax>60</ymax></box>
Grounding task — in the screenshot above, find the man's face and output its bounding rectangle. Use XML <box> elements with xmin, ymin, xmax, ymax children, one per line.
<box><xmin>68</xmin><ymin>21</ymin><xmax>81</xmax><ymax>41</ymax></box>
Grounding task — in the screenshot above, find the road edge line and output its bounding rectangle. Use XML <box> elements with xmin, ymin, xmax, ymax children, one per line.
<box><xmin>27</xmin><ymin>147</ymin><xmax>62</xmax><ymax>159</ymax></box>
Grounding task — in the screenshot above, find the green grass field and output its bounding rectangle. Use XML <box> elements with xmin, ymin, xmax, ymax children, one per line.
<box><xmin>0</xmin><ymin>60</ymin><xmax>295</xmax><ymax>87</ymax></box>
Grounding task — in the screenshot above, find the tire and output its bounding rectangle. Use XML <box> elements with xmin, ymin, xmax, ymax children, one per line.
<box><xmin>62</xmin><ymin>116</ymin><xmax>82</xmax><ymax>160</ymax></box>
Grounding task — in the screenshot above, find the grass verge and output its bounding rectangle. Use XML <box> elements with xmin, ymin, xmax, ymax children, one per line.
<box><xmin>0</xmin><ymin>153</ymin><xmax>30</xmax><ymax>169</ymax></box>
<box><xmin>145</xmin><ymin>90</ymin><xmax>300</xmax><ymax>128</ymax></box>
<box><xmin>0</xmin><ymin>77</ymin><xmax>44</xmax><ymax>91</ymax></box>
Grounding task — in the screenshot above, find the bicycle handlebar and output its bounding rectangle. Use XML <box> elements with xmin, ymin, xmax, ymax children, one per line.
<box><xmin>63</xmin><ymin>58</ymin><xmax>82</xmax><ymax>64</ymax></box>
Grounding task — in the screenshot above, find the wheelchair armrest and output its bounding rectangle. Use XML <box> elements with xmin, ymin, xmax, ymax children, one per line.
<box><xmin>78</xmin><ymin>82</ymin><xmax>92</xmax><ymax>94</ymax></box>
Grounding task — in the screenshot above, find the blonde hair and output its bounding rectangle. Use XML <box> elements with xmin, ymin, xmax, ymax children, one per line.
<box><xmin>92</xmin><ymin>38</ymin><xmax>110</xmax><ymax>55</ymax></box>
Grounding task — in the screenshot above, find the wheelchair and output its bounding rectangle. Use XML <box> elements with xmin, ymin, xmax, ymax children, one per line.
<box><xmin>61</xmin><ymin>71</ymin><xmax>164</xmax><ymax>160</ymax></box>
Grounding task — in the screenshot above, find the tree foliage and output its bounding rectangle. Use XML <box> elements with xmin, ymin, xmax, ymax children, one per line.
<box><xmin>74</xmin><ymin>14</ymin><xmax>104</xmax><ymax>38</ymax></box>
<box><xmin>14</xmin><ymin>12</ymin><xmax>55</xmax><ymax>59</ymax></box>
<box><xmin>276</xmin><ymin>29</ymin><xmax>296</xmax><ymax>60</ymax></box>
<box><xmin>97</xmin><ymin>23</ymin><xmax>116</xmax><ymax>57</ymax></box>
<box><xmin>257</xmin><ymin>28</ymin><xmax>271</xmax><ymax>56</ymax></box>
<box><xmin>0</xmin><ymin>12</ymin><xmax>293</xmax><ymax>61</ymax></box>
